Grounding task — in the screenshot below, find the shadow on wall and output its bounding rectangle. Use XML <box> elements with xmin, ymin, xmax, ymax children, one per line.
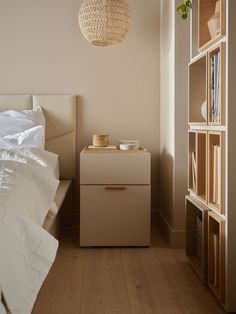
<box><xmin>174</xmin><ymin>154</ymin><xmax>187</xmax><ymax>230</ymax></box>
<box><xmin>151</xmin><ymin>152</ymin><xmax>160</xmax><ymax>219</ymax></box>
<box><xmin>161</xmin><ymin>0</ymin><xmax>174</xmax><ymax>52</ymax></box>
<box><xmin>70</xmin><ymin>95</ymin><xmax>83</xmax><ymax>224</ymax></box>
<box><xmin>159</xmin><ymin>148</ymin><xmax>174</xmax><ymax>227</ymax></box>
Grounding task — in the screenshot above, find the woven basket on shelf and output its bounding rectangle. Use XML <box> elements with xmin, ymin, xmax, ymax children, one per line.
<box><xmin>78</xmin><ymin>0</ymin><xmax>132</xmax><ymax>47</ymax></box>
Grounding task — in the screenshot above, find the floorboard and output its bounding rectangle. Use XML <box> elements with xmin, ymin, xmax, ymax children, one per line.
<box><xmin>33</xmin><ymin>226</ymin><xmax>225</xmax><ymax>314</ymax></box>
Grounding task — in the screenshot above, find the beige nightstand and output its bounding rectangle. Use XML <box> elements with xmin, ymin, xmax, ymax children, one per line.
<box><xmin>80</xmin><ymin>147</ymin><xmax>151</xmax><ymax>247</ymax></box>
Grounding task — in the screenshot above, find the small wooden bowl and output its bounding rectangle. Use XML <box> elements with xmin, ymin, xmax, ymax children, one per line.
<box><xmin>93</xmin><ymin>134</ymin><xmax>109</xmax><ymax>147</ymax></box>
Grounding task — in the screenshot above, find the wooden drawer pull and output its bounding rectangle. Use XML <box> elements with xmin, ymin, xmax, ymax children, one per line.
<box><xmin>105</xmin><ymin>187</ymin><xmax>127</xmax><ymax>191</ymax></box>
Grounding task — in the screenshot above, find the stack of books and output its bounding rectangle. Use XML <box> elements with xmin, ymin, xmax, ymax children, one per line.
<box><xmin>210</xmin><ymin>52</ymin><xmax>221</xmax><ymax>123</ymax></box>
<box><xmin>212</xmin><ymin>144</ymin><xmax>221</xmax><ymax>206</ymax></box>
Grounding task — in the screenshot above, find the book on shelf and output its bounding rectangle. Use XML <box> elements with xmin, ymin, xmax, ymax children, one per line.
<box><xmin>212</xmin><ymin>144</ymin><xmax>221</xmax><ymax>206</ymax></box>
<box><xmin>213</xmin><ymin>233</ymin><xmax>220</xmax><ymax>288</ymax></box>
<box><xmin>211</xmin><ymin>53</ymin><xmax>221</xmax><ymax>123</ymax></box>
<box><xmin>192</xmin><ymin>152</ymin><xmax>197</xmax><ymax>192</ymax></box>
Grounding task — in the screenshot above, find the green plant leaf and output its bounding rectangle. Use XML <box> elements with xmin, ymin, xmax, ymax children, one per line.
<box><xmin>177</xmin><ymin>4</ymin><xmax>187</xmax><ymax>13</ymax></box>
<box><xmin>176</xmin><ymin>0</ymin><xmax>192</xmax><ymax>19</ymax></box>
<box><xmin>187</xmin><ymin>0</ymin><xmax>192</xmax><ymax>8</ymax></box>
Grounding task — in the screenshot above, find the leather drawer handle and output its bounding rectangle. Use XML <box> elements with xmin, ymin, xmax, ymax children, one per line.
<box><xmin>105</xmin><ymin>187</ymin><xmax>127</xmax><ymax>191</ymax></box>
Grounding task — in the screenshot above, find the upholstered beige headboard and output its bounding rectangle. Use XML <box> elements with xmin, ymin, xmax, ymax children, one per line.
<box><xmin>0</xmin><ymin>94</ymin><xmax>76</xmax><ymax>180</ymax></box>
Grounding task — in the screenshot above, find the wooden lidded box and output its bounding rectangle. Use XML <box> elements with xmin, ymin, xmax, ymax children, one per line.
<box><xmin>92</xmin><ymin>134</ymin><xmax>109</xmax><ymax>147</ymax></box>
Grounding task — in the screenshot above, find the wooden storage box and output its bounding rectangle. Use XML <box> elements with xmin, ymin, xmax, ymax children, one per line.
<box><xmin>188</xmin><ymin>131</ymin><xmax>207</xmax><ymax>203</ymax></box>
<box><xmin>198</xmin><ymin>0</ymin><xmax>226</xmax><ymax>51</ymax></box>
<box><xmin>207</xmin><ymin>42</ymin><xmax>226</xmax><ymax>125</ymax></box>
<box><xmin>208</xmin><ymin>211</ymin><xmax>225</xmax><ymax>302</ymax></box>
<box><xmin>189</xmin><ymin>54</ymin><xmax>207</xmax><ymax>125</ymax></box>
<box><xmin>208</xmin><ymin>131</ymin><xmax>225</xmax><ymax>213</ymax></box>
<box><xmin>186</xmin><ymin>196</ymin><xmax>209</xmax><ymax>281</ymax></box>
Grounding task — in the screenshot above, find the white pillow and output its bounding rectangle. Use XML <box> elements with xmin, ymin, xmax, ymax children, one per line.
<box><xmin>0</xmin><ymin>115</ymin><xmax>35</xmax><ymax>136</ymax></box>
<box><xmin>0</xmin><ymin>126</ymin><xmax>44</xmax><ymax>149</ymax></box>
<box><xmin>0</xmin><ymin>107</ymin><xmax>45</xmax><ymax>149</ymax></box>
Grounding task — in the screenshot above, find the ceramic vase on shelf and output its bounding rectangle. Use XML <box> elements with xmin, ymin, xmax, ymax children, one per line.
<box><xmin>207</xmin><ymin>0</ymin><xmax>220</xmax><ymax>39</ymax></box>
<box><xmin>201</xmin><ymin>101</ymin><xmax>207</xmax><ymax>121</ymax></box>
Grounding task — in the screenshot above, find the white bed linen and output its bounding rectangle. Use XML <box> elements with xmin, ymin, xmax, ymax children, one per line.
<box><xmin>0</xmin><ymin>299</ymin><xmax>7</xmax><ymax>314</ymax></box>
<box><xmin>0</xmin><ymin>107</ymin><xmax>45</xmax><ymax>149</ymax></box>
<box><xmin>0</xmin><ymin>148</ymin><xmax>59</xmax><ymax>226</ymax></box>
<box><xmin>0</xmin><ymin>148</ymin><xmax>59</xmax><ymax>314</ymax></box>
<box><xmin>0</xmin><ymin>126</ymin><xmax>44</xmax><ymax>150</ymax></box>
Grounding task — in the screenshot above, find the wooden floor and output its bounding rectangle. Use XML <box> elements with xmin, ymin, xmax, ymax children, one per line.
<box><xmin>33</xmin><ymin>226</ymin><xmax>225</xmax><ymax>314</ymax></box>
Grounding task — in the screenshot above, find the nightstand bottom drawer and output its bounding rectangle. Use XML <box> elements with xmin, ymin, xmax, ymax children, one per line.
<box><xmin>80</xmin><ymin>185</ymin><xmax>150</xmax><ymax>246</ymax></box>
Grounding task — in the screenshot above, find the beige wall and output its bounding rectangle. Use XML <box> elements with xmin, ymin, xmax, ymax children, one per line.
<box><xmin>0</xmin><ymin>0</ymin><xmax>160</xmax><ymax>210</ymax></box>
<box><xmin>159</xmin><ymin>0</ymin><xmax>189</xmax><ymax>247</ymax></box>
<box><xmin>160</xmin><ymin>0</ymin><xmax>175</xmax><ymax>227</ymax></box>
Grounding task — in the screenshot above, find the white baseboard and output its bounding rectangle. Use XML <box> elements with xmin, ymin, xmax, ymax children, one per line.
<box><xmin>157</xmin><ymin>210</ymin><xmax>186</xmax><ymax>249</ymax></box>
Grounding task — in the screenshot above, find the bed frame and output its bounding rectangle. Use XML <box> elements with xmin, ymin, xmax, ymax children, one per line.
<box><xmin>0</xmin><ymin>94</ymin><xmax>77</xmax><ymax>237</ymax></box>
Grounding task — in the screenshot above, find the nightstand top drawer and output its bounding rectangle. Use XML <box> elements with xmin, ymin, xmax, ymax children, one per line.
<box><xmin>80</xmin><ymin>148</ymin><xmax>151</xmax><ymax>184</ymax></box>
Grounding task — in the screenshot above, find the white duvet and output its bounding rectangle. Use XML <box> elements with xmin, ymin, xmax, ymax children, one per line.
<box><xmin>0</xmin><ymin>148</ymin><xmax>59</xmax><ymax>314</ymax></box>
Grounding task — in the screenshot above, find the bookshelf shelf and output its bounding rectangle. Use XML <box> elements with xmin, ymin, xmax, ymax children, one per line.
<box><xmin>198</xmin><ymin>0</ymin><xmax>226</xmax><ymax>52</ymax></box>
<box><xmin>186</xmin><ymin>196</ymin><xmax>209</xmax><ymax>281</ymax></box>
<box><xmin>208</xmin><ymin>211</ymin><xmax>225</xmax><ymax>302</ymax></box>
<box><xmin>187</xmin><ymin>0</ymin><xmax>236</xmax><ymax>311</ymax></box>
<box><xmin>190</xmin><ymin>125</ymin><xmax>226</xmax><ymax>131</ymax></box>
<box><xmin>208</xmin><ymin>132</ymin><xmax>225</xmax><ymax>214</ymax></box>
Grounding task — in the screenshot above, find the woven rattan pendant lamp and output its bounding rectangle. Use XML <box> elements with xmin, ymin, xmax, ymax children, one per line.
<box><xmin>78</xmin><ymin>0</ymin><xmax>132</xmax><ymax>47</ymax></box>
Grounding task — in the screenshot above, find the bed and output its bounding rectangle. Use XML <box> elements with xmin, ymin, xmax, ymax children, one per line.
<box><xmin>0</xmin><ymin>94</ymin><xmax>77</xmax><ymax>314</ymax></box>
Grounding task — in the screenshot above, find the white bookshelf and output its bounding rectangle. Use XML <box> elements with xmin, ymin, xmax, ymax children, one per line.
<box><xmin>186</xmin><ymin>0</ymin><xmax>236</xmax><ymax>311</ymax></box>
